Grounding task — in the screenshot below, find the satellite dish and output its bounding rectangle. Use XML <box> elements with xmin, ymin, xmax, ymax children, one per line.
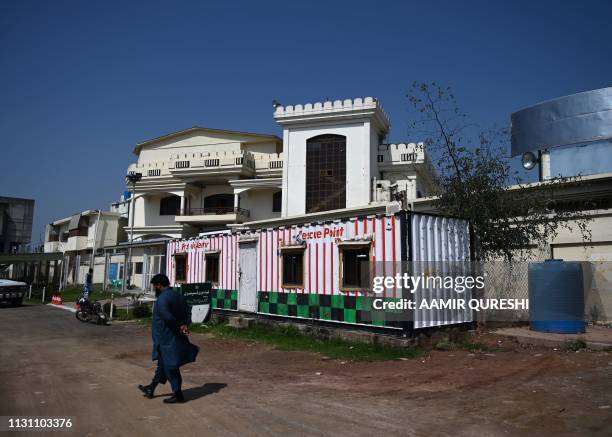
<box><xmin>521</xmin><ymin>151</ymin><xmax>538</xmax><ymax>170</ymax></box>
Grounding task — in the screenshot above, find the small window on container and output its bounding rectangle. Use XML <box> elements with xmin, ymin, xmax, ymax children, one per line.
<box><xmin>205</xmin><ymin>253</ymin><xmax>220</xmax><ymax>285</ymax></box>
<box><xmin>174</xmin><ymin>254</ymin><xmax>187</xmax><ymax>283</ymax></box>
<box><xmin>340</xmin><ymin>245</ymin><xmax>371</xmax><ymax>291</ymax></box>
<box><xmin>281</xmin><ymin>248</ymin><xmax>304</xmax><ymax>288</ymax></box>
<box><xmin>135</xmin><ymin>262</ymin><xmax>143</xmax><ymax>274</ymax></box>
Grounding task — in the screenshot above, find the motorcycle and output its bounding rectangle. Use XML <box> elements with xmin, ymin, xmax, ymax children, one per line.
<box><xmin>75</xmin><ymin>294</ymin><xmax>108</xmax><ymax>325</ymax></box>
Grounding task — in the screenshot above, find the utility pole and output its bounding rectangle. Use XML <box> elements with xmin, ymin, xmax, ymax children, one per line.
<box><xmin>126</xmin><ymin>172</ymin><xmax>142</xmax><ymax>290</ymax></box>
<box><xmin>90</xmin><ymin>209</ymin><xmax>102</xmax><ymax>275</ymax></box>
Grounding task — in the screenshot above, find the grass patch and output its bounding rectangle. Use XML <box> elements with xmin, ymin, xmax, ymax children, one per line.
<box><xmin>433</xmin><ymin>337</ymin><xmax>510</xmax><ymax>353</ymax></box>
<box><xmin>26</xmin><ymin>284</ymin><xmax>119</xmax><ymax>304</ymax></box>
<box><xmin>114</xmin><ymin>307</ymin><xmax>152</xmax><ymax>321</ymax></box>
<box><xmin>190</xmin><ymin>322</ymin><xmax>423</xmax><ymax>361</ymax></box>
<box><xmin>56</xmin><ymin>285</ymin><xmax>115</xmax><ymax>303</ymax></box>
<box><xmin>562</xmin><ymin>338</ymin><xmax>587</xmax><ymax>352</ymax></box>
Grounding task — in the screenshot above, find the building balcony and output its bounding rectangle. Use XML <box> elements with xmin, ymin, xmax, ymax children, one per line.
<box><xmin>126</xmin><ymin>152</ymin><xmax>284</xmax><ymax>184</ymax></box>
<box><xmin>44</xmin><ymin>241</ymin><xmax>65</xmax><ymax>253</ymax></box>
<box><xmin>175</xmin><ymin>207</ymin><xmax>250</xmax><ymax>224</ymax></box>
<box><xmin>64</xmin><ymin>236</ymin><xmax>89</xmax><ymax>252</ymax></box>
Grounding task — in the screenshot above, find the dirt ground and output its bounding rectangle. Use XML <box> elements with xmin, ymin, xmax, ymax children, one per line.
<box><xmin>1</xmin><ymin>304</ymin><xmax>611</xmax><ymax>436</ymax></box>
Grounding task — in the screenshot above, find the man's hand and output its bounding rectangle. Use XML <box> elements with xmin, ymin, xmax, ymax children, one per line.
<box><xmin>179</xmin><ymin>325</ymin><xmax>190</xmax><ymax>336</ymax></box>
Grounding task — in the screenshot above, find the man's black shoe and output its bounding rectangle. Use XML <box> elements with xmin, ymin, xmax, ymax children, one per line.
<box><xmin>138</xmin><ymin>384</ymin><xmax>155</xmax><ymax>399</ymax></box>
<box><xmin>163</xmin><ymin>392</ymin><xmax>185</xmax><ymax>404</ymax></box>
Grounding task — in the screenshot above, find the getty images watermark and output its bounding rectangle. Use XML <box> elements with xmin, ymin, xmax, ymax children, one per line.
<box><xmin>372</xmin><ymin>272</ymin><xmax>528</xmax><ymax>311</ymax></box>
<box><xmin>362</xmin><ymin>262</ymin><xmax>531</xmax><ymax>322</ymax></box>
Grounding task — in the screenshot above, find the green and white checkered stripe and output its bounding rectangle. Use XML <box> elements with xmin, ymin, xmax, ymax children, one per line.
<box><xmin>258</xmin><ymin>291</ymin><xmax>404</xmax><ymax>327</ymax></box>
<box><xmin>211</xmin><ymin>289</ymin><xmax>238</xmax><ymax>310</ymax></box>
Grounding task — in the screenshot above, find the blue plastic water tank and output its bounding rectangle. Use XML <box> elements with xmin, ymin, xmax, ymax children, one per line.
<box><xmin>528</xmin><ymin>259</ymin><xmax>585</xmax><ymax>334</ymax></box>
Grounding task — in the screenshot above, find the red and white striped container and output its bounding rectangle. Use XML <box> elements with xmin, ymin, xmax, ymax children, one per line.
<box><xmin>166</xmin><ymin>231</ymin><xmax>238</xmax><ymax>288</ymax></box>
<box><xmin>256</xmin><ymin>214</ymin><xmax>402</xmax><ymax>297</ymax></box>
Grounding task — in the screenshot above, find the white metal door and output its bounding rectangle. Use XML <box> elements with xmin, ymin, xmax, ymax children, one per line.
<box><xmin>238</xmin><ymin>242</ymin><xmax>257</xmax><ymax>312</ymax></box>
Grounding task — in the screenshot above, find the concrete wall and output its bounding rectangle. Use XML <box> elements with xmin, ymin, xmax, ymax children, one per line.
<box><xmin>548</xmin><ymin>212</ymin><xmax>612</xmax><ymax>323</ymax></box>
<box><xmin>85</xmin><ymin>214</ymin><xmax>123</xmax><ymax>249</ymax></box>
<box><xmin>240</xmin><ymin>188</ymin><xmax>281</xmax><ymax>221</ymax></box>
<box><xmin>138</xmin><ymin>132</ymin><xmax>279</xmax><ymax>164</ymax></box>
<box><xmin>139</xmin><ymin>133</ymin><xmax>242</xmax><ymax>162</ymax></box>
<box><xmin>134</xmin><ymin>194</ymin><xmax>179</xmax><ymax>227</ymax></box>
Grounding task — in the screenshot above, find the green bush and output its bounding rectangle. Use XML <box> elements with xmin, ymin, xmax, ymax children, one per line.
<box><xmin>563</xmin><ymin>338</ymin><xmax>587</xmax><ymax>352</ymax></box>
<box><xmin>103</xmin><ymin>302</ymin><xmax>118</xmax><ymax>316</ymax></box>
<box><xmin>132</xmin><ymin>304</ymin><xmax>152</xmax><ymax>318</ymax></box>
<box><xmin>434</xmin><ymin>338</ymin><xmax>456</xmax><ymax>351</ymax></box>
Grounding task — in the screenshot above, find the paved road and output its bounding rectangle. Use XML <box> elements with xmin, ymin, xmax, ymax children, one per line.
<box><xmin>1</xmin><ymin>304</ymin><xmax>611</xmax><ymax>436</ymax></box>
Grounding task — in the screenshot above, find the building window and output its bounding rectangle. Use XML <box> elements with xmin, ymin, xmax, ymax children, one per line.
<box><xmin>204</xmin><ymin>194</ymin><xmax>233</xmax><ymax>208</ymax></box>
<box><xmin>134</xmin><ymin>262</ymin><xmax>143</xmax><ymax>275</ymax></box>
<box><xmin>174</xmin><ymin>254</ymin><xmax>187</xmax><ymax>283</ymax></box>
<box><xmin>272</xmin><ymin>191</ymin><xmax>282</xmax><ymax>212</ymax></box>
<box><xmin>306</xmin><ymin>134</ymin><xmax>346</xmax><ymax>213</ymax></box>
<box><xmin>281</xmin><ymin>248</ymin><xmax>304</xmax><ymax>288</ymax></box>
<box><xmin>160</xmin><ymin>195</ymin><xmax>181</xmax><ymax>216</ymax></box>
<box><xmin>205</xmin><ymin>253</ymin><xmax>220</xmax><ymax>284</ymax></box>
<box><xmin>340</xmin><ymin>245</ymin><xmax>371</xmax><ymax>290</ymax></box>
<box><xmin>204</xmin><ymin>194</ymin><xmax>234</xmax><ymax>214</ymax></box>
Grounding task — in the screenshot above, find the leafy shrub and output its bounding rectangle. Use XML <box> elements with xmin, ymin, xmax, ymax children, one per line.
<box><xmin>563</xmin><ymin>339</ymin><xmax>587</xmax><ymax>352</ymax></box>
<box><xmin>103</xmin><ymin>302</ymin><xmax>118</xmax><ymax>316</ymax></box>
<box><xmin>434</xmin><ymin>338</ymin><xmax>456</xmax><ymax>351</ymax></box>
<box><xmin>132</xmin><ymin>304</ymin><xmax>151</xmax><ymax>318</ymax></box>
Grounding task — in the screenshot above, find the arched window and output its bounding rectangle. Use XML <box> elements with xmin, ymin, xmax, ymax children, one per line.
<box><xmin>159</xmin><ymin>195</ymin><xmax>181</xmax><ymax>216</ymax></box>
<box><xmin>306</xmin><ymin>134</ymin><xmax>346</xmax><ymax>213</ymax></box>
<box><xmin>272</xmin><ymin>190</ymin><xmax>282</xmax><ymax>212</ymax></box>
<box><xmin>204</xmin><ymin>194</ymin><xmax>234</xmax><ymax>213</ymax></box>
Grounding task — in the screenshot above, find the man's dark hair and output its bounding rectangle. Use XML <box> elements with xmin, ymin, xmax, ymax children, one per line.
<box><xmin>150</xmin><ymin>274</ymin><xmax>170</xmax><ymax>287</ymax></box>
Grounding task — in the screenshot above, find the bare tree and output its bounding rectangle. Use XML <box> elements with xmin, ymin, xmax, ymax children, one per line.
<box><xmin>407</xmin><ymin>82</ymin><xmax>591</xmax><ymax>261</ymax></box>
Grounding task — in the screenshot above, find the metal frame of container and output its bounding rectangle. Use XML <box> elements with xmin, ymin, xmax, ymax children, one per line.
<box><xmin>165</xmin><ymin>211</ymin><xmax>472</xmax><ymax>330</ymax></box>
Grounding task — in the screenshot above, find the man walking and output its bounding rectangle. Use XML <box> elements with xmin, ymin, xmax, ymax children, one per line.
<box><xmin>138</xmin><ymin>274</ymin><xmax>199</xmax><ymax>403</ymax></box>
<box><xmin>84</xmin><ymin>268</ymin><xmax>93</xmax><ymax>298</ymax></box>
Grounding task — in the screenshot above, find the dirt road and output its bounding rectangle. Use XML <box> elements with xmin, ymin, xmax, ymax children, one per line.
<box><xmin>1</xmin><ymin>304</ymin><xmax>610</xmax><ymax>436</ymax></box>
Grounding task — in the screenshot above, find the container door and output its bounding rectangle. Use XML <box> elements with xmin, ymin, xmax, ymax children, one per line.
<box><xmin>238</xmin><ymin>242</ymin><xmax>257</xmax><ymax>312</ymax></box>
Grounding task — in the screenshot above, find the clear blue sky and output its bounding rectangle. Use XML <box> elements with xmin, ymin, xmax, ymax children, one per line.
<box><xmin>1</xmin><ymin>0</ymin><xmax>611</xmax><ymax>246</ymax></box>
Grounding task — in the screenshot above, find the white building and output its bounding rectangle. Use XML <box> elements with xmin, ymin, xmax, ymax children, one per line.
<box><xmin>126</xmin><ymin>97</ymin><xmax>435</xmax><ymax>240</ymax></box>
<box><xmin>125</xmin><ymin>127</ymin><xmax>284</xmax><ymax>240</ymax></box>
<box><xmin>43</xmin><ymin>210</ymin><xmax>127</xmax><ymax>285</ymax></box>
<box><xmin>274</xmin><ymin>97</ymin><xmax>434</xmax><ymax>219</ymax></box>
<box><xmin>119</xmin><ymin>97</ymin><xmax>436</xmax><ymax>291</ymax></box>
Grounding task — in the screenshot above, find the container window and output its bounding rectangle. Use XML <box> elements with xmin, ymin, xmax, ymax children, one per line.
<box><xmin>281</xmin><ymin>248</ymin><xmax>305</xmax><ymax>288</ymax></box>
<box><xmin>174</xmin><ymin>254</ymin><xmax>187</xmax><ymax>283</ymax></box>
<box><xmin>205</xmin><ymin>253</ymin><xmax>220</xmax><ymax>285</ymax></box>
<box><xmin>340</xmin><ymin>245</ymin><xmax>371</xmax><ymax>290</ymax></box>
<box><xmin>134</xmin><ymin>262</ymin><xmax>143</xmax><ymax>274</ymax></box>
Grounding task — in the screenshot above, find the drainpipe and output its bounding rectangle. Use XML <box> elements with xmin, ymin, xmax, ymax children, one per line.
<box><xmin>126</xmin><ymin>186</ymin><xmax>137</xmax><ymax>289</ymax></box>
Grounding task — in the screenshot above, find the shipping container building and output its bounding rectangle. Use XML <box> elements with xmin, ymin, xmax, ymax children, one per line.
<box><xmin>166</xmin><ymin>212</ymin><xmax>472</xmax><ymax>330</ymax></box>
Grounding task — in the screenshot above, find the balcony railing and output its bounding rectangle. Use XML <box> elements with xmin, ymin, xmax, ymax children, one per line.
<box><xmin>269</xmin><ymin>160</ymin><xmax>283</xmax><ymax>169</ymax></box>
<box><xmin>180</xmin><ymin>207</ymin><xmax>250</xmax><ymax>217</ymax></box>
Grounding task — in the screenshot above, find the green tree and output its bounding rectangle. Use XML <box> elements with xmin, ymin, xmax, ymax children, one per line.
<box><xmin>407</xmin><ymin>82</ymin><xmax>591</xmax><ymax>261</ymax></box>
